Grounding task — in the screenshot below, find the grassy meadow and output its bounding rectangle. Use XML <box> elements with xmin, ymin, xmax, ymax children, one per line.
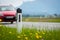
<box><xmin>22</xmin><ymin>17</ymin><xmax>60</xmax><ymax>22</ymax></box>
<box><xmin>0</xmin><ymin>25</ymin><xmax>60</xmax><ymax>40</ymax></box>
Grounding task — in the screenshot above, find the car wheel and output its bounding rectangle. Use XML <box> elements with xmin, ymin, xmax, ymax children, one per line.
<box><xmin>11</xmin><ymin>21</ymin><xmax>13</xmax><ymax>24</ymax></box>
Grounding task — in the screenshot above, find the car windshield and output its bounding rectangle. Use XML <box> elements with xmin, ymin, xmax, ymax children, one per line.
<box><xmin>0</xmin><ymin>6</ymin><xmax>15</xmax><ymax>11</ymax></box>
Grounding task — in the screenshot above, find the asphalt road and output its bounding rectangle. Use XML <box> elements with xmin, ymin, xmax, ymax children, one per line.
<box><xmin>0</xmin><ymin>22</ymin><xmax>60</xmax><ymax>30</ymax></box>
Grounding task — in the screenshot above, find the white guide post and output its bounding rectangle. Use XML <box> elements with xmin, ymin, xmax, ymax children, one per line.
<box><xmin>16</xmin><ymin>8</ymin><xmax>22</xmax><ymax>33</ymax></box>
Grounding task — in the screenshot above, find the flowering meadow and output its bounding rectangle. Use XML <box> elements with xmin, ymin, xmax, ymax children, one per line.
<box><xmin>0</xmin><ymin>25</ymin><xmax>60</xmax><ymax>40</ymax></box>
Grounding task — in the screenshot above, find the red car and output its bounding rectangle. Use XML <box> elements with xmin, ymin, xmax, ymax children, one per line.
<box><xmin>0</xmin><ymin>4</ymin><xmax>16</xmax><ymax>24</ymax></box>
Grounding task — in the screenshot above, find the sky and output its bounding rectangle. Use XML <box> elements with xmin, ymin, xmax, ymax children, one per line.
<box><xmin>20</xmin><ymin>0</ymin><xmax>60</xmax><ymax>15</ymax></box>
<box><xmin>0</xmin><ymin>0</ymin><xmax>35</xmax><ymax>7</ymax></box>
<box><xmin>0</xmin><ymin>0</ymin><xmax>60</xmax><ymax>15</ymax></box>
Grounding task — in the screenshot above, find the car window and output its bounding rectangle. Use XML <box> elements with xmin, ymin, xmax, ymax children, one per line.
<box><xmin>0</xmin><ymin>6</ymin><xmax>15</xmax><ymax>11</ymax></box>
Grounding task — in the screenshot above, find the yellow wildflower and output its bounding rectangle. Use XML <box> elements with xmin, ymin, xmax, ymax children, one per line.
<box><xmin>0</xmin><ymin>25</ymin><xmax>2</xmax><ymax>27</ymax></box>
<box><xmin>42</xmin><ymin>31</ymin><xmax>45</xmax><ymax>35</ymax></box>
<box><xmin>25</xmin><ymin>37</ymin><xmax>28</xmax><ymax>40</ymax></box>
<box><xmin>39</xmin><ymin>36</ymin><xmax>42</xmax><ymax>38</ymax></box>
<box><xmin>30</xmin><ymin>33</ymin><xmax>32</xmax><ymax>35</ymax></box>
<box><xmin>42</xmin><ymin>32</ymin><xmax>45</xmax><ymax>35</ymax></box>
<box><xmin>9</xmin><ymin>31</ymin><xmax>12</xmax><ymax>34</ymax></box>
<box><xmin>17</xmin><ymin>36</ymin><xmax>21</xmax><ymax>38</ymax></box>
<box><xmin>24</xmin><ymin>34</ymin><xmax>26</xmax><ymax>36</ymax></box>
<box><xmin>35</xmin><ymin>33</ymin><xmax>38</xmax><ymax>35</ymax></box>
<box><xmin>36</xmin><ymin>35</ymin><xmax>39</xmax><ymax>39</ymax></box>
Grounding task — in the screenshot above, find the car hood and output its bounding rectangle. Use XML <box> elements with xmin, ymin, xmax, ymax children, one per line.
<box><xmin>0</xmin><ymin>11</ymin><xmax>16</xmax><ymax>16</ymax></box>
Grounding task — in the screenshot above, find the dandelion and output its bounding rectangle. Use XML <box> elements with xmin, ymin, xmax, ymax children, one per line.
<box><xmin>24</xmin><ymin>34</ymin><xmax>26</xmax><ymax>36</ymax></box>
<box><xmin>35</xmin><ymin>33</ymin><xmax>38</xmax><ymax>35</ymax></box>
<box><xmin>39</xmin><ymin>36</ymin><xmax>42</xmax><ymax>38</ymax></box>
<box><xmin>36</xmin><ymin>35</ymin><xmax>39</xmax><ymax>39</ymax></box>
<box><xmin>42</xmin><ymin>31</ymin><xmax>45</xmax><ymax>35</ymax></box>
<box><xmin>30</xmin><ymin>33</ymin><xmax>32</xmax><ymax>35</ymax></box>
<box><xmin>42</xmin><ymin>32</ymin><xmax>45</xmax><ymax>35</ymax></box>
<box><xmin>0</xmin><ymin>25</ymin><xmax>2</xmax><ymax>27</ymax></box>
<box><xmin>25</xmin><ymin>37</ymin><xmax>28</xmax><ymax>40</ymax></box>
<box><xmin>17</xmin><ymin>36</ymin><xmax>21</xmax><ymax>38</ymax></box>
<box><xmin>9</xmin><ymin>31</ymin><xmax>12</xmax><ymax>34</ymax></box>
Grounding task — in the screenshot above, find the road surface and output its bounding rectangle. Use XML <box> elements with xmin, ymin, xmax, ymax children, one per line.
<box><xmin>0</xmin><ymin>22</ymin><xmax>60</xmax><ymax>30</ymax></box>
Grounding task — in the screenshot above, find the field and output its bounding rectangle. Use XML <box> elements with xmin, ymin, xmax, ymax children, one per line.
<box><xmin>22</xmin><ymin>17</ymin><xmax>60</xmax><ymax>22</ymax></box>
<box><xmin>0</xmin><ymin>25</ymin><xmax>60</xmax><ymax>40</ymax></box>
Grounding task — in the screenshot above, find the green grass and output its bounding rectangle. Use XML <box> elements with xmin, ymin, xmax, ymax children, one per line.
<box><xmin>0</xmin><ymin>25</ymin><xmax>60</xmax><ymax>40</ymax></box>
<box><xmin>22</xmin><ymin>17</ymin><xmax>60</xmax><ymax>22</ymax></box>
<box><xmin>0</xmin><ymin>25</ymin><xmax>17</xmax><ymax>40</ymax></box>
